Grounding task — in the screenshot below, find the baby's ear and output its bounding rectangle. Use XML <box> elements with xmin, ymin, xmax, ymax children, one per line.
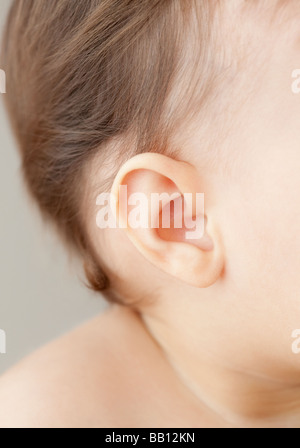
<box><xmin>111</xmin><ymin>153</ymin><xmax>224</xmax><ymax>288</ymax></box>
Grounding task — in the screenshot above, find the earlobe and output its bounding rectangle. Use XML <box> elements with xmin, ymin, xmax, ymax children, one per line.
<box><xmin>111</xmin><ymin>153</ymin><xmax>224</xmax><ymax>288</ymax></box>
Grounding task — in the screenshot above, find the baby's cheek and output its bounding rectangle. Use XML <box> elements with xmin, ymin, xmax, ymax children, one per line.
<box><xmin>238</xmin><ymin>172</ymin><xmax>300</xmax><ymax>301</ymax></box>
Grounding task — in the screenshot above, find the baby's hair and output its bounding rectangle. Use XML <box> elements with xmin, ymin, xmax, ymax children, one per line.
<box><xmin>2</xmin><ymin>0</ymin><xmax>218</xmax><ymax>303</ymax></box>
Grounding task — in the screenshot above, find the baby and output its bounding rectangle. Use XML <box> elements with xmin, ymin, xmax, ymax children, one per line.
<box><xmin>1</xmin><ymin>0</ymin><xmax>300</xmax><ymax>428</ymax></box>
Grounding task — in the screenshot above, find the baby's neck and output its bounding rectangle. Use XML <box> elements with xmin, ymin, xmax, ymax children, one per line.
<box><xmin>162</xmin><ymin>355</ymin><xmax>300</xmax><ymax>427</ymax></box>
<box><xmin>137</xmin><ymin>301</ymin><xmax>300</xmax><ymax>428</ymax></box>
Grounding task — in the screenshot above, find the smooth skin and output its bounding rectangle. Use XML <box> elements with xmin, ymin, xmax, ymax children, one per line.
<box><xmin>0</xmin><ymin>306</ymin><xmax>229</xmax><ymax>428</ymax></box>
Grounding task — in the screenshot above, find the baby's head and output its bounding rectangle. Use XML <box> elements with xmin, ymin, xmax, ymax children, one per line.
<box><xmin>3</xmin><ymin>0</ymin><xmax>300</xmax><ymax>385</ymax></box>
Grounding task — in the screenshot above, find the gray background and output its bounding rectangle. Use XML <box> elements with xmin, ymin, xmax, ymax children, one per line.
<box><xmin>0</xmin><ymin>0</ymin><xmax>107</xmax><ymax>374</ymax></box>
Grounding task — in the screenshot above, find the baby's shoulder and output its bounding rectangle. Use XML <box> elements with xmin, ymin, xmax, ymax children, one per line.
<box><xmin>0</xmin><ymin>306</ymin><xmax>150</xmax><ymax>428</ymax></box>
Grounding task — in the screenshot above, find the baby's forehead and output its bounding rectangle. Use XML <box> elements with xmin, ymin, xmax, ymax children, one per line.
<box><xmin>172</xmin><ymin>0</ymin><xmax>300</xmax><ymax>158</ymax></box>
<box><xmin>208</xmin><ymin>0</ymin><xmax>300</xmax><ymax>79</ymax></box>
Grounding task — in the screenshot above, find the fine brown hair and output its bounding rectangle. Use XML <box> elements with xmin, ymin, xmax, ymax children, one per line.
<box><xmin>1</xmin><ymin>0</ymin><xmax>215</xmax><ymax>304</ymax></box>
